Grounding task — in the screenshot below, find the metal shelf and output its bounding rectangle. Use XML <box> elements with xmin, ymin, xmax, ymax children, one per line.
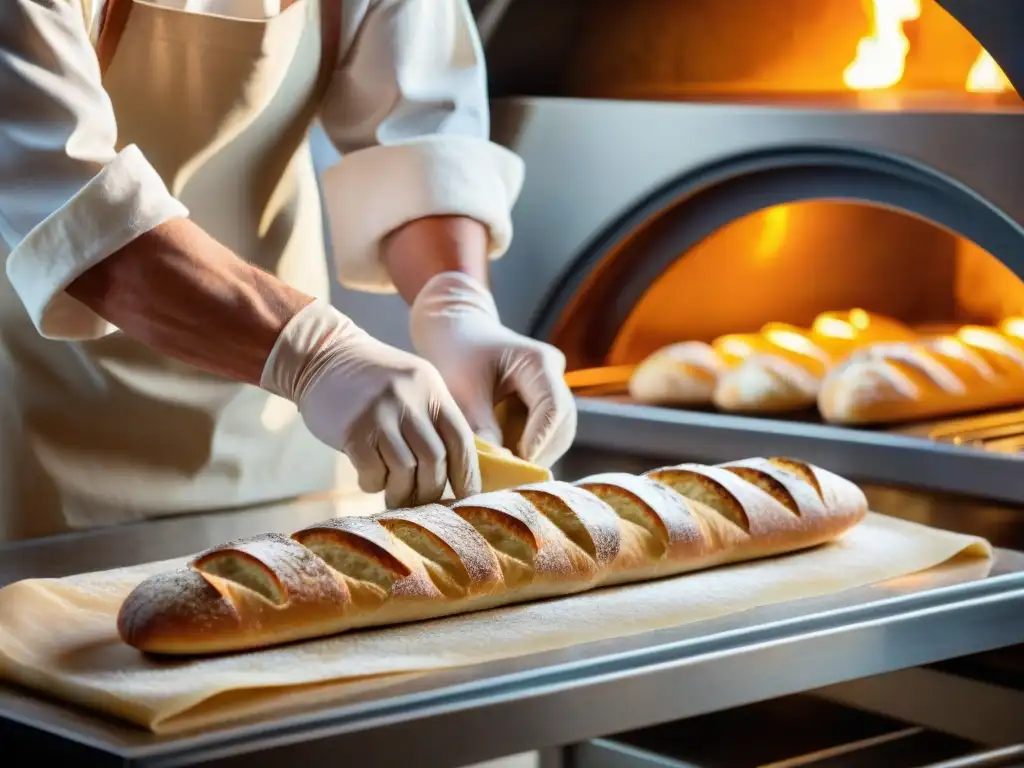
<box><xmin>573</xmin><ymin>397</ymin><xmax>1024</xmax><ymax>505</ymax></box>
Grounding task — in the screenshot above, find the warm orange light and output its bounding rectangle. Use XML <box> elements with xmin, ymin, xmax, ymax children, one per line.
<box><xmin>931</xmin><ymin>336</ymin><xmax>971</xmax><ymax>359</ymax></box>
<box><xmin>846</xmin><ymin>0</ymin><xmax>1012</xmax><ymax>94</ymax></box>
<box><xmin>754</xmin><ymin>206</ymin><xmax>790</xmax><ymax>260</ymax></box>
<box><xmin>813</xmin><ymin>316</ymin><xmax>857</xmax><ymax>340</ymax></box>
<box><xmin>843</xmin><ymin>0</ymin><xmax>920</xmax><ymax>90</ymax></box>
<box><xmin>564</xmin><ymin>365</ymin><xmax>637</xmax><ymax>389</ymax></box>
<box><xmin>812</xmin><ymin>309</ymin><xmax>874</xmax><ymax>340</ymax></box>
<box><xmin>716</xmin><ymin>327</ymin><xmax>831</xmax><ymax>364</ymax></box>
<box><xmin>762</xmin><ymin>325</ymin><xmax>833</xmax><ymax>362</ymax></box>
<box><xmin>849</xmin><ymin>308</ymin><xmax>871</xmax><ymax>331</ymax></box>
<box><xmin>966</xmin><ymin>49</ymin><xmax>1013</xmax><ymax>93</ymax></box>
<box><xmin>1000</xmin><ymin>317</ymin><xmax>1024</xmax><ymax>339</ymax></box>
<box><xmin>714</xmin><ymin>335</ymin><xmax>763</xmax><ymax>364</ymax></box>
<box><xmin>958</xmin><ymin>326</ymin><xmax>1011</xmax><ymax>351</ymax></box>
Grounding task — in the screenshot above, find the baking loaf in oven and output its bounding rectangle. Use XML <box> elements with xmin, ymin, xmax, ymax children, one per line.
<box><xmin>819</xmin><ymin>319</ymin><xmax>1024</xmax><ymax>425</ymax></box>
<box><xmin>117</xmin><ymin>457</ymin><xmax>868</xmax><ymax>655</ymax></box>
<box><xmin>629</xmin><ymin>310</ymin><xmax>915</xmax><ymax>412</ymax></box>
<box><xmin>627</xmin><ymin>340</ymin><xmax>728</xmax><ymax>406</ymax></box>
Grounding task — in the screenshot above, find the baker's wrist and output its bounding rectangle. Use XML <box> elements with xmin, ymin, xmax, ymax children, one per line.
<box><xmin>260</xmin><ymin>299</ymin><xmax>356</xmax><ymax>402</ymax></box>
<box><xmin>381</xmin><ymin>216</ymin><xmax>491</xmax><ymax>304</ymax></box>
<box><xmin>410</xmin><ymin>270</ymin><xmax>500</xmax><ymax>321</ymax></box>
<box><xmin>409</xmin><ymin>271</ymin><xmax>501</xmax><ymax>358</ymax></box>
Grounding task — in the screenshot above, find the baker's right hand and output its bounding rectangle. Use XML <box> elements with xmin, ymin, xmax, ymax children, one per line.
<box><xmin>260</xmin><ymin>300</ymin><xmax>480</xmax><ymax>508</ymax></box>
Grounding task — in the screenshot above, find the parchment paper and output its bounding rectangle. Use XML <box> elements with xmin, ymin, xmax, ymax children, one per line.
<box><xmin>0</xmin><ymin>513</ymin><xmax>991</xmax><ymax>734</ymax></box>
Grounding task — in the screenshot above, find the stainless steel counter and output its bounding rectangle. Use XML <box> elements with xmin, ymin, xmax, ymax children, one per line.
<box><xmin>1</xmin><ymin>491</ymin><xmax>1023</xmax><ymax>767</ymax></box>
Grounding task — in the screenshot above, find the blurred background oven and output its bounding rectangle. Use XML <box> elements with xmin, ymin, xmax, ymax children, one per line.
<box><xmin>476</xmin><ymin>2</ymin><xmax>1024</xmax><ymax>764</ymax></box>
<box><xmin>468</xmin><ymin>0</ymin><xmax>1024</xmax><ymax>512</ymax></box>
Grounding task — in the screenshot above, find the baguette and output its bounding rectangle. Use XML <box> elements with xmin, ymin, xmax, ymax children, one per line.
<box><xmin>629</xmin><ymin>310</ymin><xmax>914</xmax><ymax>411</ymax></box>
<box><xmin>819</xmin><ymin>321</ymin><xmax>1024</xmax><ymax>425</ymax></box>
<box><xmin>627</xmin><ymin>341</ymin><xmax>727</xmax><ymax>406</ymax></box>
<box><xmin>713</xmin><ymin>312</ymin><xmax>916</xmax><ymax>413</ymax></box>
<box><xmin>117</xmin><ymin>457</ymin><xmax>868</xmax><ymax>655</ymax></box>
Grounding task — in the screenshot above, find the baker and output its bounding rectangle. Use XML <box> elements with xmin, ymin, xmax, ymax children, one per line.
<box><xmin>0</xmin><ymin>0</ymin><xmax>576</xmax><ymax>542</ymax></box>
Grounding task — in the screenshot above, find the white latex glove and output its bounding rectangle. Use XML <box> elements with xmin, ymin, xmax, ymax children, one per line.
<box><xmin>409</xmin><ymin>272</ymin><xmax>577</xmax><ymax>468</ymax></box>
<box><xmin>261</xmin><ymin>300</ymin><xmax>480</xmax><ymax>507</ymax></box>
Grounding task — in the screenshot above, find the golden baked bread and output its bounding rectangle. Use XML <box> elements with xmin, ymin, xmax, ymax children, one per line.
<box><xmin>117</xmin><ymin>456</ymin><xmax>868</xmax><ymax>655</ymax></box>
<box><xmin>628</xmin><ymin>310</ymin><xmax>915</xmax><ymax>412</ymax></box>
<box><xmin>713</xmin><ymin>311</ymin><xmax>917</xmax><ymax>413</ymax></box>
<box><xmin>627</xmin><ymin>341</ymin><xmax>727</xmax><ymax>406</ymax></box>
<box><xmin>819</xmin><ymin>319</ymin><xmax>1024</xmax><ymax>425</ymax></box>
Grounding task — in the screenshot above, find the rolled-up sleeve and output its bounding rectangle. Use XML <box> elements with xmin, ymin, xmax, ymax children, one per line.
<box><xmin>0</xmin><ymin>0</ymin><xmax>187</xmax><ymax>340</ymax></box>
<box><xmin>319</xmin><ymin>0</ymin><xmax>524</xmax><ymax>293</ymax></box>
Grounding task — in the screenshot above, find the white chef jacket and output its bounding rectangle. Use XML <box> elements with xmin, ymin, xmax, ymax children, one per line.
<box><xmin>0</xmin><ymin>0</ymin><xmax>524</xmax><ymax>540</ymax></box>
<box><xmin>0</xmin><ymin>0</ymin><xmax>523</xmax><ymax>340</ymax></box>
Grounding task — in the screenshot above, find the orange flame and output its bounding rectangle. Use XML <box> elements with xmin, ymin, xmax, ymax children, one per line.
<box><xmin>844</xmin><ymin>0</ymin><xmax>920</xmax><ymax>90</ymax></box>
<box><xmin>966</xmin><ymin>49</ymin><xmax>1012</xmax><ymax>93</ymax></box>
<box><xmin>845</xmin><ymin>0</ymin><xmax>1011</xmax><ymax>94</ymax></box>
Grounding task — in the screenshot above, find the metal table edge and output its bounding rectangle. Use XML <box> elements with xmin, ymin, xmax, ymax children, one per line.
<box><xmin>35</xmin><ymin>549</ymin><xmax>1022</xmax><ymax>766</ymax></box>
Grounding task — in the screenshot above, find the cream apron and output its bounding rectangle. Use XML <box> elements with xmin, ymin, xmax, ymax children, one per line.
<box><xmin>0</xmin><ymin>0</ymin><xmax>372</xmax><ymax>541</ymax></box>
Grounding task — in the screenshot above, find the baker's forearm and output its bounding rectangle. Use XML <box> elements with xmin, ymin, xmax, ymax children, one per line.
<box><xmin>66</xmin><ymin>217</ymin><xmax>313</xmax><ymax>385</ymax></box>
<box><xmin>381</xmin><ymin>216</ymin><xmax>490</xmax><ymax>304</ymax></box>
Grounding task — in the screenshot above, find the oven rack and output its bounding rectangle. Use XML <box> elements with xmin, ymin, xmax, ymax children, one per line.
<box><xmin>572</xmin><ymin>396</ymin><xmax>1024</xmax><ymax>505</ymax></box>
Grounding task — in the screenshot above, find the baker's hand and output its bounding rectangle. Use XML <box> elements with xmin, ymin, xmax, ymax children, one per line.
<box><xmin>261</xmin><ymin>300</ymin><xmax>480</xmax><ymax>507</ymax></box>
<box><xmin>409</xmin><ymin>272</ymin><xmax>577</xmax><ymax>467</ymax></box>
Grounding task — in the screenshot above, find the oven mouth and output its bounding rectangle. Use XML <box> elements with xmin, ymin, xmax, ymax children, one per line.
<box><xmin>529</xmin><ymin>145</ymin><xmax>1024</xmax><ymax>368</ymax></box>
<box><xmin>572</xmin><ymin>92</ymin><xmax>1024</xmax><ymax>111</ymax></box>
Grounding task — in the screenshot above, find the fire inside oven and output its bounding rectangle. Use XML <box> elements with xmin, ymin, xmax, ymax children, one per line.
<box><xmin>560</xmin><ymin>0</ymin><xmax>1015</xmax><ymax>98</ymax></box>
<box><xmin>488</xmin><ymin>0</ymin><xmax>1024</xmax><ymax>457</ymax></box>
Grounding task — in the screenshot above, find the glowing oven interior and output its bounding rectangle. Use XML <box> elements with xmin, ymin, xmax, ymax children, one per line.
<box><xmin>563</xmin><ymin>0</ymin><xmax>1015</xmax><ymax>97</ymax></box>
<box><xmin>490</xmin><ymin>0</ymin><xmax>1024</xmax><ymax>442</ymax></box>
<box><xmin>604</xmin><ymin>204</ymin><xmax>1024</xmax><ymax>367</ymax></box>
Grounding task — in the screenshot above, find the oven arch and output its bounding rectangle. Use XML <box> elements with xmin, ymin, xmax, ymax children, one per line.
<box><xmin>529</xmin><ymin>146</ymin><xmax>1024</xmax><ymax>368</ymax></box>
<box><xmin>935</xmin><ymin>0</ymin><xmax>1024</xmax><ymax>96</ymax></box>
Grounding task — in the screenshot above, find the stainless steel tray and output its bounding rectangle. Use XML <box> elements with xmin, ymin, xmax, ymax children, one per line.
<box><xmin>2</xmin><ymin>546</ymin><xmax>1023</xmax><ymax>767</ymax></box>
<box><xmin>573</xmin><ymin>397</ymin><xmax>1024</xmax><ymax>505</ymax></box>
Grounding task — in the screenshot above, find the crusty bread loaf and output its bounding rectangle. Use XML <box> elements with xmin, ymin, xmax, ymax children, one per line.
<box><xmin>627</xmin><ymin>341</ymin><xmax>728</xmax><ymax>406</ymax></box>
<box><xmin>117</xmin><ymin>457</ymin><xmax>868</xmax><ymax>655</ymax></box>
<box><xmin>819</xmin><ymin>321</ymin><xmax>1024</xmax><ymax>425</ymax></box>
<box><xmin>713</xmin><ymin>313</ymin><xmax>917</xmax><ymax>413</ymax></box>
<box><xmin>629</xmin><ymin>310</ymin><xmax>915</xmax><ymax>412</ymax></box>
<box><xmin>711</xmin><ymin>323</ymin><xmax>836</xmax><ymax>413</ymax></box>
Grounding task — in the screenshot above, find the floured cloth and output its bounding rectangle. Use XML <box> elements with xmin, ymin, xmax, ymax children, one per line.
<box><xmin>0</xmin><ymin>513</ymin><xmax>991</xmax><ymax>733</ymax></box>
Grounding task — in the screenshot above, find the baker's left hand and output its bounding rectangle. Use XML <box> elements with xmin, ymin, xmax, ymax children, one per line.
<box><xmin>409</xmin><ymin>272</ymin><xmax>576</xmax><ymax>467</ymax></box>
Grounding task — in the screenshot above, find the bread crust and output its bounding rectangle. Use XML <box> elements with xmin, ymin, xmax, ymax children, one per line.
<box><xmin>627</xmin><ymin>342</ymin><xmax>726</xmax><ymax>406</ymax></box>
<box><xmin>117</xmin><ymin>457</ymin><xmax>868</xmax><ymax>655</ymax></box>
<box><xmin>819</xmin><ymin>326</ymin><xmax>1024</xmax><ymax>424</ymax></box>
<box><xmin>630</xmin><ymin>311</ymin><xmax>915</xmax><ymax>413</ymax></box>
